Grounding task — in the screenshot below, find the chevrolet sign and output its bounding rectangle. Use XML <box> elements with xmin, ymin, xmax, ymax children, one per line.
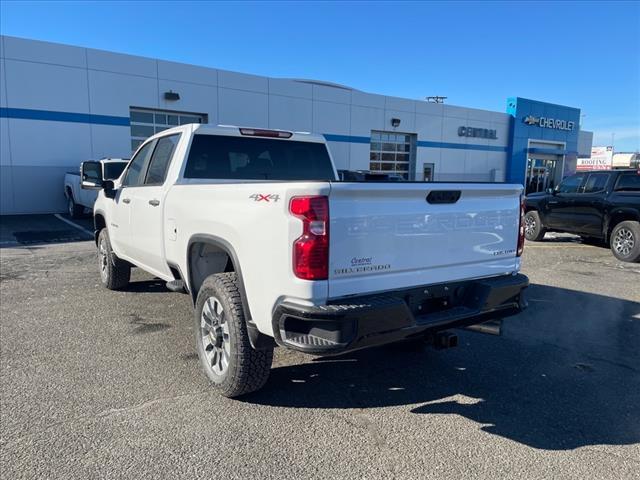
<box><xmin>523</xmin><ymin>115</ymin><xmax>575</xmax><ymax>131</ymax></box>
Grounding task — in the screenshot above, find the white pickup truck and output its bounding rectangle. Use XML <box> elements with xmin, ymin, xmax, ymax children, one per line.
<box><xmin>64</xmin><ymin>159</ymin><xmax>128</xmax><ymax>217</ymax></box>
<box><xmin>82</xmin><ymin>124</ymin><xmax>529</xmax><ymax>397</ymax></box>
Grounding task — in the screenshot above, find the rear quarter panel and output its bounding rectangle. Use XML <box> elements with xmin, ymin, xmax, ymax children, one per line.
<box><xmin>164</xmin><ymin>180</ymin><xmax>332</xmax><ymax>336</ymax></box>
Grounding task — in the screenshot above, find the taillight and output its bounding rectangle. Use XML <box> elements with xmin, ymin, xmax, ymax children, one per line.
<box><xmin>290</xmin><ymin>196</ymin><xmax>329</xmax><ymax>280</ymax></box>
<box><xmin>517</xmin><ymin>194</ymin><xmax>525</xmax><ymax>257</ymax></box>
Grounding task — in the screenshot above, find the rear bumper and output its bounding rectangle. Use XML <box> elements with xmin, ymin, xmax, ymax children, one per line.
<box><xmin>272</xmin><ymin>273</ymin><xmax>529</xmax><ymax>355</ymax></box>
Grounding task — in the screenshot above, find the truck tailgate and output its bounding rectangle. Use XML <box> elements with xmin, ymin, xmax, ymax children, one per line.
<box><xmin>328</xmin><ymin>183</ymin><xmax>522</xmax><ymax>298</ymax></box>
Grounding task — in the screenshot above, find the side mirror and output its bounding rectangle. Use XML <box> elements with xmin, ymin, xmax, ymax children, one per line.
<box><xmin>81</xmin><ymin>161</ymin><xmax>104</xmax><ymax>190</ymax></box>
<box><xmin>546</xmin><ymin>187</ymin><xmax>555</xmax><ymax>195</ymax></box>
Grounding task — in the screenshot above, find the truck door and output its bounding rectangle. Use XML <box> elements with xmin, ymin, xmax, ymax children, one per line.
<box><xmin>109</xmin><ymin>141</ymin><xmax>155</xmax><ymax>255</ymax></box>
<box><xmin>128</xmin><ymin>133</ymin><xmax>181</xmax><ymax>277</ymax></box>
<box><xmin>545</xmin><ymin>173</ymin><xmax>587</xmax><ymax>231</ymax></box>
<box><xmin>571</xmin><ymin>172</ymin><xmax>611</xmax><ymax>237</ymax></box>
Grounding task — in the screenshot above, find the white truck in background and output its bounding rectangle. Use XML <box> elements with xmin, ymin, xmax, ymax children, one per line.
<box><xmin>81</xmin><ymin>124</ymin><xmax>529</xmax><ymax>398</ymax></box>
<box><xmin>64</xmin><ymin>158</ymin><xmax>128</xmax><ymax>217</ymax></box>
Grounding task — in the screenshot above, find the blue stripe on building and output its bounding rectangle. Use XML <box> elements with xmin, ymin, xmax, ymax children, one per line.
<box><xmin>416</xmin><ymin>140</ymin><xmax>508</xmax><ymax>152</ymax></box>
<box><xmin>1</xmin><ymin>107</ymin><xmax>509</xmax><ymax>153</ymax></box>
<box><xmin>0</xmin><ymin>107</ymin><xmax>130</xmax><ymax>126</ymax></box>
<box><xmin>322</xmin><ymin>134</ymin><xmax>370</xmax><ymax>144</ymax></box>
<box><xmin>325</xmin><ymin>135</ymin><xmax>508</xmax><ymax>152</ymax></box>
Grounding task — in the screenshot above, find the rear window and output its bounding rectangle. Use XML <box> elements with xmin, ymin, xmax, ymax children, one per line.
<box><xmin>614</xmin><ymin>173</ymin><xmax>640</xmax><ymax>191</ymax></box>
<box><xmin>184</xmin><ymin>134</ymin><xmax>335</xmax><ymax>181</ymax></box>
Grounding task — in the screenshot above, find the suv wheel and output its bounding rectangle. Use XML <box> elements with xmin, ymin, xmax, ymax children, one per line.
<box><xmin>195</xmin><ymin>272</ymin><xmax>273</xmax><ymax>398</ymax></box>
<box><xmin>524</xmin><ymin>211</ymin><xmax>546</xmax><ymax>241</ymax></box>
<box><xmin>610</xmin><ymin>221</ymin><xmax>640</xmax><ymax>262</ymax></box>
<box><xmin>97</xmin><ymin>229</ymin><xmax>131</xmax><ymax>289</ymax></box>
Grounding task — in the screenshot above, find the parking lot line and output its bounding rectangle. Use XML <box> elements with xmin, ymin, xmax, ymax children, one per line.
<box><xmin>53</xmin><ymin>214</ymin><xmax>94</xmax><ymax>237</ymax></box>
<box><xmin>525</xmin><ymin>244</ymin><xmax>590</xmax><ymax>248</ymax></box>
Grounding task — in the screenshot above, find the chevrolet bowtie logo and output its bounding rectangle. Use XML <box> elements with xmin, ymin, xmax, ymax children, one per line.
<box><xmin>524</xmin><ymin>115</ymin><xmax>540</xmax><ymax>125</ymax></box>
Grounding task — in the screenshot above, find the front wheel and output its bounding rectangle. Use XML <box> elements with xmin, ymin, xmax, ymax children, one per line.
<box><xmin>610</xmin><ymin>221</ymin><xmax>640</xmax><ymax>262</ymax></box>
<box><xmin>194</xmin><ymin>272</ymin><xmax>273</xmax><ymax>398</ymax></box>
<box><xmin>524</xmin><ymin>211</ymin><xmax>547</xmax><ymax>241</ymax></box>
<box><xmin>97</xmin><ymin>229</ymin><xmax>131</xmax><ymax>289</ymax></box>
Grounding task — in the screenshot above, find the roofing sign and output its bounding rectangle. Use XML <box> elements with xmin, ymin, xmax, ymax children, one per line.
<box><xmin>577</xmin><ymin>146</ymin><xmax>614</xmax><ymax>171</ymax></box>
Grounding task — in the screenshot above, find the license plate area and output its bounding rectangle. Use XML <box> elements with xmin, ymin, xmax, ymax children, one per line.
<box><xmin>403</xmin><ymin>281</ymin><xmax>477</xmax><ymax>317</ymax></box>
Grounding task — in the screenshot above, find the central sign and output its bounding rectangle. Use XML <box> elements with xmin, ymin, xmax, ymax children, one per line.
<box><xmin>523</xmin><ymin>115</ymin><xmax>575</xmax><ymax>131</ymax></box>
<box><xmin>457</xmin><ymin>126</ymin><xmax>497</xmax><ymax>139</ymax></box>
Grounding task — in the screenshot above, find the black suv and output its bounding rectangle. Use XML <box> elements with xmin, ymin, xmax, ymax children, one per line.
<box><xmin>524</xmin><ymin>169</ymin><xmax>640</xmax><ymax>262</ymax></box>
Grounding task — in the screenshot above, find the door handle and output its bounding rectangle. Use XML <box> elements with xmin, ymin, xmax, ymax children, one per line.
<box><xmin>149</xmin><ymin>199</ymin><xmax>160</xmax><ymax>207</ymax></box>
<box><xmin>548</xmin><ymin>201</ymin><xmax>559</xmax><ymax>205</ymax></box>
<box><xmin>122</xmin><ymin>198</ymin><xmax>131</xmax><ymax>204</ymax></box>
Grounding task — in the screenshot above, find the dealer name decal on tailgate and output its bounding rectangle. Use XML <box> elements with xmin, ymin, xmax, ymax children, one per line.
<box><xmin>334</xmin><ymin>257</ymin><xmax>391</xmax><ymax>275</ymax></box>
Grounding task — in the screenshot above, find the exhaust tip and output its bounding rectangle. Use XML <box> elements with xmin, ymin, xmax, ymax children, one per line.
<box><xmin>465</xmin><ymin>319</ymin><xmax>502</xmax><ymax>336</ymax></box>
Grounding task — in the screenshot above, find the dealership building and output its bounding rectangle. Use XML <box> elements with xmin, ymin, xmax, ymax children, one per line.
<box><xmin>0</xmin><ymin>35</ymin><xmax>593</xmax><ymax>214</ymax></box>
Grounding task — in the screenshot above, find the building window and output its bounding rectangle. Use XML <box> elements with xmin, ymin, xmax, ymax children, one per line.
<box><xmin>423</xmin><ymin>163</ymin><xmax>435</xmax><ymax>181</ymax></box>
<box><xmin>370</xmin><ymin>131</ymin><xmax>415</xmax><ymax>180</ymax></box>
<box><xmin>129</xmin><ymin>107</ymin><xmax>207</xmax><ymax>152</ymax></box>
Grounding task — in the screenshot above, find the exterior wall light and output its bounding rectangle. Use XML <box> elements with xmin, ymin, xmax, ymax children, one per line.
<box><xmin>164</xmin><ymin>91</ymin><xmax>180</xmax><ymax>101</ymax></box>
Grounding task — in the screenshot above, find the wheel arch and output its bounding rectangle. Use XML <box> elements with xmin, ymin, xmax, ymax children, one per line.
<box><xmin>186</xmin><ymin>234</ymin><xmax>274</xmax><ymax>351</ymax></box>
<box><xmin>93</xmin><ymin>210</ymin><xmax>107</xmax><ymax>245</ymax></box>
<box><xmin>604</xmin><ymin>208</ymin><xmax>640</xmax><ymax>242</ymax></box>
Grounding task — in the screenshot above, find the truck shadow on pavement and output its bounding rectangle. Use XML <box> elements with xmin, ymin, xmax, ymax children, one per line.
<box><xmin>246</xmin><ymin>284</ymin><xmax>640</xmax><ymax>451</ymax></box>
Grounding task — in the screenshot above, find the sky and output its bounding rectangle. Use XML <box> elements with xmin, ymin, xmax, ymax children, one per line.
<box><xmin>1</xmin><ymin>0</ymin><xmax>639</xmax><ymax>151</ymax></box>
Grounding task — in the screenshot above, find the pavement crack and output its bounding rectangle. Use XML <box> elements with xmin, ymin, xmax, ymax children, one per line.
<box><xmin>95</xmin><ymin>391</ymin><xmax>210</xmax><ymax>418</ymax></box>
<box><xmin>1</xmin><ymin>390</ymin><xmax>210</xmax><ymax>449</ymax></box>
<box><xmin>585</xmin><ymin>355</ymin><xmax>639</xmax><ymax>374</ymax></box>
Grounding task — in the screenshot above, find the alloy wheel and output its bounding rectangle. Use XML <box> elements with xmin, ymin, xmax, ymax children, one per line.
<box><xmin>98</xmin><ymin>237</ymin><xmax>108</xmax><ymax>282</ymax></box>
<box><xmin>613</xmin><ymin>228</ymin><xmax>635</xmax><ymax>257</ymax></box>
<box><xmin>201</xmin><ymin>296</ymin><xmax>231</xmax><ymax>376</ymax></box>
<box><xmin>524</xmin><ymin>214</ymin><xmax>536</xmax><ymax>237</ymax></box>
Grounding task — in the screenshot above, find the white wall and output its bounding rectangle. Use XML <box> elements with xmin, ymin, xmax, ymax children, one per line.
<box><xmin>0</xmin><ymin>35</ymin><xmax>511</xmax><ymax>214</ymax></box>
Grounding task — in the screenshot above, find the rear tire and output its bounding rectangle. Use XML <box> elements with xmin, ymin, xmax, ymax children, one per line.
<box><xmin>524</xmin><ymin>211</ymin><xmax>546</xmax><ymax>241</ymax></box>
<box><xmin>97</xmin><ymin>229</ymin><xmax>131</xmax><ymax>289</ymax></box>
<box><xmin>610</xmin><ymin>221</ymin><xmax>640</xmax><ymax>262</ymax></box>
<box><xmin>68</xmin><ymin>195</ymin><xmax>83</xmax><ymax>219</ymax></box>
<box><xmin>194</xmin><ymin>273</ymin><xmax>273</xmax><ymax>398</ymax></box>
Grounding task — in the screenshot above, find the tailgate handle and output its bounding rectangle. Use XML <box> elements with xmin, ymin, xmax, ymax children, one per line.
<box><xmin>427</xmin><ymin>190</ymin><xmax>461</xmax><ymax>204</ymax></box>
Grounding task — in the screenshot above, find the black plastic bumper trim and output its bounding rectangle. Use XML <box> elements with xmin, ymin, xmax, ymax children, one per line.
<box><xmin>272</xmin><ymin>274</ymin><xmax>529</xmax><ymax>355</ymax></box>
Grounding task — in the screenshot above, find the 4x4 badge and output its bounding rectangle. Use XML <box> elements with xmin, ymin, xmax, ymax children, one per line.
<box><xmin>249</xmin><ymin>194</ymin><xmax>280</xmax><ymax>202</ymax></box>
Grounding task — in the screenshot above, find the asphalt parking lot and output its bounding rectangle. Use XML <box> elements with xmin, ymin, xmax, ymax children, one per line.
<box><xmin>1</xmin><ymin>215</ymin><xmax>639</xmax><ymax>479</ymax></box>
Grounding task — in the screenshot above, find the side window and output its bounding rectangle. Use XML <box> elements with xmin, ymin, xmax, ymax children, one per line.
<box><xmin>614</xmin><ymin>174</ymin><xmax>640</xmax><ymax>191</ymax></box>
<box><xmin>583</xmin><ymin>173</ymin><xmax>610</xmax><ymax>193</ymax></box>
<box><xmin>144</xmin><ymin>134</ymin><xmax>180</xmax><ymax>185</ymax></box>
<box><xmin>557</xmin><ymin>174</ymin><xmax>585</xmax><ymax>193</ymax></box>
<box><xmin>122</xmin><ymin>142</ymin><xmax>154</xmax><ymax>187</ymax></box>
